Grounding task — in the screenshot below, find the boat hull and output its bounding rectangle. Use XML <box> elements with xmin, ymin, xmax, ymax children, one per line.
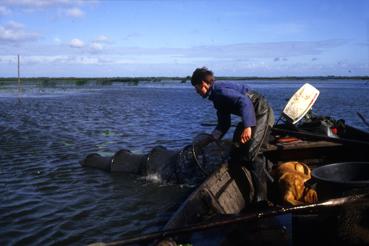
<box><xmin>163</xmin><ymin>124</ymin><xmax>369</xmax><ymax>245</ymax></box>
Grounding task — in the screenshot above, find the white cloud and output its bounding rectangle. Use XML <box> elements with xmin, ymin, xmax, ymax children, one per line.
<box><xmin>53</xmin><ymin>37</ymin><xmax>62</xmax><ymax>44</ymax></box>
<box><xmin>81</xmin><ymin>39</ymin><xmax>344</xmax><ymax>63</ymax></box>
<box><xmin>95</xmin><ymin>35</ymin><xmax>109</xmax><ymax>42</ymax></box>
<box><xmin>0</xmin><ymin>6</ymin><xmax>11</xmax><ymax>15</ymax></box>
<box><xmin>69</xmin><ymin>38</ymin><xmax>84</xmax><ymax>48</ymax></box>
<box><xmin>64</xmin><ymin>38</ymin><xmax>109</xmax><ymax>52</ymax></box>
<box><xmin>122</xmin><ymin>32</ymin><xmax>141</xmax><ymax>41</ymax></box>
<box><xmin>0</xmin><ymin>21</ymin><xmax>39</xmax><ymax>43</ymax></box>
<box><xmin>5</xmin><ymin>21</ymin><xmax>24</xmax><ymax>29</ymax></box>
<box><xmin>90</xmin><ymin>42</ymin><xmax>103</xmax><ymax>51</ymax></box>
<box><xmin>1</xmin><ymin>0</ymin><xmax>96</xmax><ymax>17</ymax></box>
<box><xmin>1</xmin><ymin>39</ymin><xmax>364</xmax><ymax>77</ymax></box>
<box><xmin>0</xmin><ymin>53</ymin><xmax>367</xmax><ymax>77</ymax></box>
<box><xmin>267</xmin><ymin>23</ymin><xmax>306</xmax><ymax>35</ymax></box>
<box><xmin>78</xmin><ymin>56</ymin><xmax>100</xmax><ymax>64</ymax></box>
<box><xmin>3</xmin><ymin>0</ymin><xmax>89</xmax><ymax>8</ymax></box>
<box><xmin>3</xmin><ymin>0</ymin><xmax>57</xmax><ymax>8</ymax></box>
<box><xmin>65</xmin><ymin>7</ymin><xmax>84</xmax><ymax>18</ymax></box>
<box><xmin>0</xmin><ymin>55</ymin><xmax>102</xmax><ymax>65</ymax></box>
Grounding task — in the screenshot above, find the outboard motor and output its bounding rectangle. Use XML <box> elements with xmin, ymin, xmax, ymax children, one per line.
<box><xmin>276</xmin><ymin>83</ymin><xmax>345</xmax><ymax>138</ymax></box>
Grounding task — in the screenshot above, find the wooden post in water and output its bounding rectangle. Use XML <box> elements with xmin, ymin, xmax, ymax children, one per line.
<box><xmin>17</xmin><ymin>54</ymin><xmax>21</xmax><ymax>94</ymax></box>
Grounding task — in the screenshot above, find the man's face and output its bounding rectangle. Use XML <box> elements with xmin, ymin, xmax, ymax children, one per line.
<box><xmin>194</xmin><ymin>75</ymin><xmax>212</xmax><ymax>98</ymax></box>
<box><xmin>194</xmin><ymin>81</ymin><xmax>209</xmax><ymax>98</ymax></box>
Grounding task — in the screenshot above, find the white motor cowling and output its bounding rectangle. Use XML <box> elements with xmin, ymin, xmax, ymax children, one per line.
<box><xmin>282</xmin><ymin>83</ymin><xmax>320</xmax><ymax>124</ymax></box>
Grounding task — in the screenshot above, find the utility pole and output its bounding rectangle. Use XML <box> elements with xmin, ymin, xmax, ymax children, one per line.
<box><xmin>17</xmin><ymin>54</ymin><xmax>21</xmax><ymax>94</ymax></box>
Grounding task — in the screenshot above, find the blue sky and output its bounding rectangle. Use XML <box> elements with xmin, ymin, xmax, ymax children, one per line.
<box><xmin>0</xmin><ymin>0</ymin><xmax>368</xmax><ymax>77</ymax></box>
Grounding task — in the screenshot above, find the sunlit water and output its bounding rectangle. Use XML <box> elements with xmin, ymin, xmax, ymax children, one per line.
<box><xmin>1</xmin><ymin>80</ymin><xmax>368</xmax><ymax>245</ymax></box>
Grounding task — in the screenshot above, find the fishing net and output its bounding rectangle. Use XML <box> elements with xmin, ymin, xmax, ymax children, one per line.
<box><xmin>145</xmin><ymin>146</ymin><xmax>179</xmax><ymax>183</ymax></box>
<box><xmin>81</xmin><ymin>133</ymin><xmax>231</xmax><ymax>185</ymax></box>
<box><xmin>175</xmin><ymin>133</ymin><xmax>231</xmax><ymax>185</ymax></box>
<box><xmin>291</xmin><ymin>188</ymin><xmax>369</xmax><ymax>245</ymax></box>
<box><xmin>335</xmin><ymin>189</ymin><xmax>369</xmax><ymax>245</ymax></box>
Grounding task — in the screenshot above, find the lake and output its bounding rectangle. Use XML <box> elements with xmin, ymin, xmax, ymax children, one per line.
<box><xmin>1</xmin><ymin>79</ymin><xmax>368</xmax><ymax>245</ymax></box>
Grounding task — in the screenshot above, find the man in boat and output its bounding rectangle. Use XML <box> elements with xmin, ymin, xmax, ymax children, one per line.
<box><xmin>191</xmin><ymin>67</ymin><xmax>275</xmax><ymax>203</ymax></box>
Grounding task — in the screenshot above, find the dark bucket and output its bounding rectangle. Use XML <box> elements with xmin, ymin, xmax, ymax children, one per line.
<box><xmin>312</xmin><ymin>162</ymin><xmax>369</xmax><ymax>199</ymax></box>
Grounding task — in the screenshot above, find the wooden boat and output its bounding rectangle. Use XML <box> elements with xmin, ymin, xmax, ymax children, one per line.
<box><xmin>161</xmin><ymin>123</ymin><xmax>369</xmax><ymax>245</ymax></box>
<box><xmin>92</xmin><ymin>123</ymin><xmax>369</xmax><ymax>246</ymax></box>
<box><xmin>92</xmin><ymin>85</ymin><xmax>369</xmax><ymax>245</ymax></box>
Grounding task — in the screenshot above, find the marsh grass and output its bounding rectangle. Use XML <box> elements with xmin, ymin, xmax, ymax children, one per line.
<box><xmin>0</xmin><ymin>76</ymin><xmax>368</xmax><ymax>88</ymax></box>
<box><xmin>40</xmin><ymin>79</ymin><xmax>56</xmax><ymax>87</ymax></box>
<box><xmin>75</xmin><ymin>79</ymin><xmax>88</xmax><ymax>86</ymax></box>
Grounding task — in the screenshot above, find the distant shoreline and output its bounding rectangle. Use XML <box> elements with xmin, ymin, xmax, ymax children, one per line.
<box><xmin>0</xmin><ymin>76</ymin><xmax>368</xmax><ymax>85</ymax></box>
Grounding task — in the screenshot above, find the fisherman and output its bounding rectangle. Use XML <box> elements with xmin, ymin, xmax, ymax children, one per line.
<box><xmin>191</xmin><ymin>67</ymin><xmax>274</xmax><ymax>203</ymax></box>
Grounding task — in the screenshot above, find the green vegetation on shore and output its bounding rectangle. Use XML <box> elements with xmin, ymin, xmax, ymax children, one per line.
<box><xmin>0</xmin><ymin>75</ymin><xmax>368</xmax><ymax>86</ymax></box>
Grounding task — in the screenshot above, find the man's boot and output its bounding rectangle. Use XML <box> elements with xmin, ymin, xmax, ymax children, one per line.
<box><xmin>249</xmin><ymin>154</ymin><xmax>269</xmax><ymax>203</ymax></box>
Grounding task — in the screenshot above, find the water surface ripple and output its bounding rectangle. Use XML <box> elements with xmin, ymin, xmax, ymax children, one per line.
<box><xmin>1</xmin><ymin>80</ymin><xmax>368</xmax><ymax>245</ymax></box>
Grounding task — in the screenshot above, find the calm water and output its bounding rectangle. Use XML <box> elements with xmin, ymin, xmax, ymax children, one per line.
<box><xmin>1</xmin><ymin>80</ymin><xmax>369</xmax><ymax>245</ymax></box>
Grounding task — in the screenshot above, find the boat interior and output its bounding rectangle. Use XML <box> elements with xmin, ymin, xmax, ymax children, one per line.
<box><xmin>162</xmin><ymin>124</ymin><xmax>369</xmax><ymax>245</ymax></box>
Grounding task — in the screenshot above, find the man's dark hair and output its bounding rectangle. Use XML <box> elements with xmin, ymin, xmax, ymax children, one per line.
<box><xmin>191</xmin><ymin>67</ymin><xmax>214</xmax><ymax>86</ymax></box>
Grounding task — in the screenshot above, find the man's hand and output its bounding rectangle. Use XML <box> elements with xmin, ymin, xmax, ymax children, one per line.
<box><xmin>240</xmin><ymin>127</ymin><xmax>252</xmax><ymax>144</ymax></box>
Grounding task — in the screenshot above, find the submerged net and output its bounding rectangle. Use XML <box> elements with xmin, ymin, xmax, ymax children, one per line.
<box><xmin>336</xmin><ymin>189</ymin><xmax>369</xmax><ymax>244</ymax></box>
<box><xmin>140</xmin><ymin>133</ymin><xmax>231</xmax><ymax>185</ymax></box>
<box><xmin>291</xmin><ymin>188</ymin><xmax>369</xmax><ymax>245</ymax></box>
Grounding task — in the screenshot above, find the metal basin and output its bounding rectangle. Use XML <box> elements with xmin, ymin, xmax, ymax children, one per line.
<box><xmin>312</xmin><ymin>162</ymin><xmax>369</xmax><ymax>198</ymax></box>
